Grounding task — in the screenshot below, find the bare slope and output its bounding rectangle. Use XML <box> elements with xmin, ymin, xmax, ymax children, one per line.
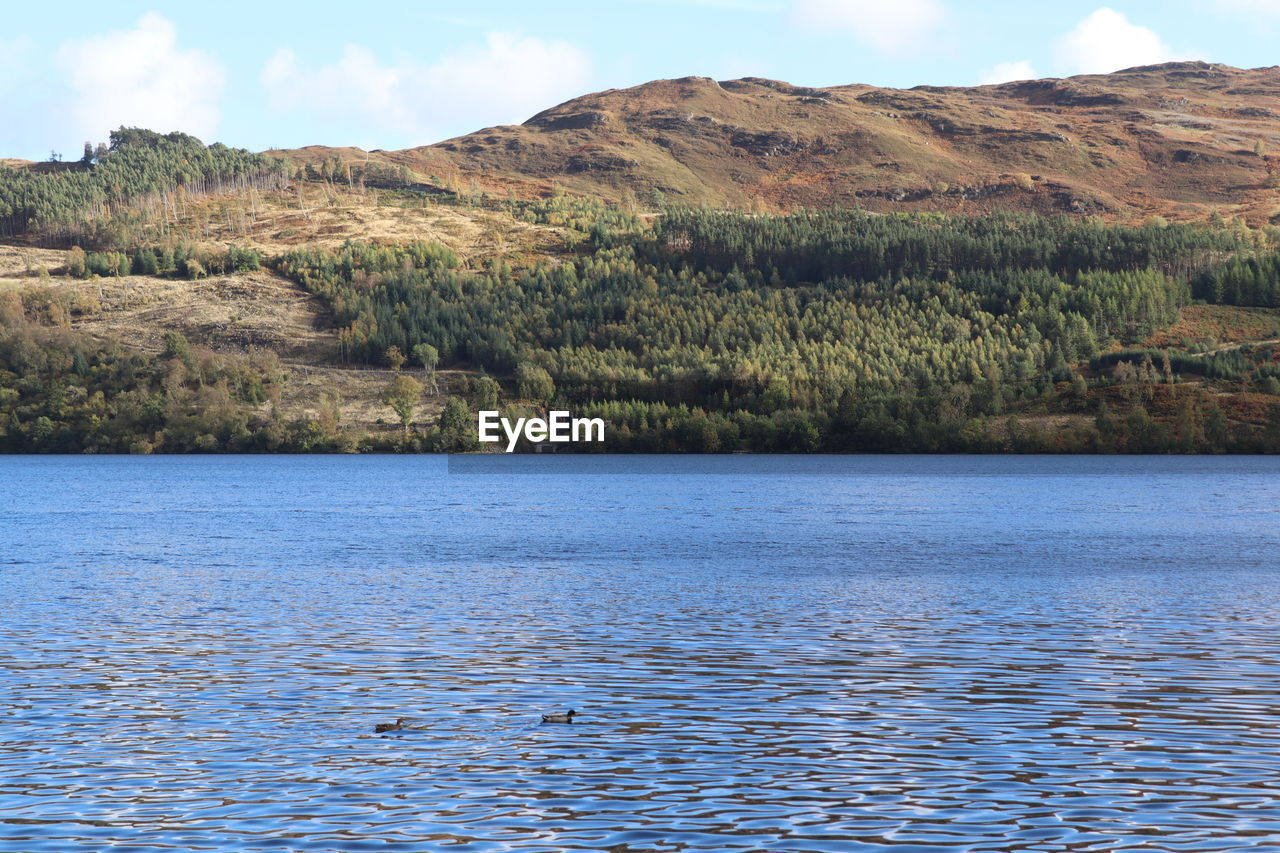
<box><xmin>295</xmin><ymin>62</ymin><xmax>1280</xmax><ymax>223</ymax></box>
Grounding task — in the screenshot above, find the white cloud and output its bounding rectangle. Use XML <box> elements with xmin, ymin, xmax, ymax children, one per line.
<box><xmin>55</xmin><ymin>13</ymin><xmax>225</xmax><ymax>143</ymax></box>
<box><xmin>791</xmin><ymin>0</ymin><xmax>946</xmax><ymax>55</ymax></box>
<box><xmin>1054</xmin><ymin>8</ymin><xmax>1182</xmax><ymax>75</ymax></box>
<box><xmin>262</xmin><ymin>33</ymin><xmax>593</xmax><ymax>145</ymax></box>
<box><xmin>979</xmin><ymin>60</ymin><xmax>1037</xmax><ymax>85</ymax></box>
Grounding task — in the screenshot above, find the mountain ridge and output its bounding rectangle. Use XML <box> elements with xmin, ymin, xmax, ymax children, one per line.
<box><xmin>287</xmin><ymin>61</ymin><xmax>1280</xmax><ymax>223</ymax></box>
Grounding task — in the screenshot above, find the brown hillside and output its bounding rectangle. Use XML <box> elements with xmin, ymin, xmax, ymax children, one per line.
<box><xmin>290</xmin><ymin>62</ymin><xmax>1280</xmax><ymax>223</ymax></box>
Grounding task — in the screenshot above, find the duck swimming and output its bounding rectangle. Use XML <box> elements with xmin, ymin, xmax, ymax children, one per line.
<box><xmin>541</xmin><ymin>709</ymin><xmax>577</xmax><ymax>724</ymax></box>
<box><xmin>374</xmin><ymin>717</ymin><xmax>407</xmax><ymax>733</ymax></box>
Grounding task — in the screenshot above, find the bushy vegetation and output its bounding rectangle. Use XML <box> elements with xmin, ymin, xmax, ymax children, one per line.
<box><xmin>0</xmin><ymin>287</ymin><xmax>351</xmax><ymax>453</ymax></box>
<box><xmin>64</xmin><ymin>244</ymin><xmax>262</xmax><ymax>280</ymax></box>
<box><xmin>0</xmin><ymin>327</ymin><xmax>298</xmax><ymax>453</ymax></box>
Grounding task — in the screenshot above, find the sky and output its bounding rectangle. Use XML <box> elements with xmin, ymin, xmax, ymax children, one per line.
<box><xmin>2</xmin><ymin>0</ymin><xmax>1278</xmax><ymax>160</ymax></box>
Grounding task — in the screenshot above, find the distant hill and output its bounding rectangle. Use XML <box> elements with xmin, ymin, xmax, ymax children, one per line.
<box><xmin>288</xmin><ymin>61</ymin><xmax>1279</xmax><ymax>224</ymax></box>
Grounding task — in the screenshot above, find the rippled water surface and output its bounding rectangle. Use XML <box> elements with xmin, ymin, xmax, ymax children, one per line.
<box><xmin>3</xmin><ymin>455</ymin><xmax>1280</xmax><ymax>852</ymax></box>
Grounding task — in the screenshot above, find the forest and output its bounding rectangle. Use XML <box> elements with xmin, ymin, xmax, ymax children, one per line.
<box><xmin>271</xmin><ymin>201</ymin><xmax>1280</xmax><ymax>452</ymax></box>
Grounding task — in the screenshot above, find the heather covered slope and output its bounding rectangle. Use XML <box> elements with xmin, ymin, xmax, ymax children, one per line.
<box><xmin>350</xmin><ymin>62</ymin><xmax>1280</xmax><ymax>223</ymax></box>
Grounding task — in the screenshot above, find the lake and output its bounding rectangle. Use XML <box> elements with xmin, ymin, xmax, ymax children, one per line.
<box><xmin>2</xmin><ymin>455</ymin><xmax>1279</xmax><ymax>852</ymax></box>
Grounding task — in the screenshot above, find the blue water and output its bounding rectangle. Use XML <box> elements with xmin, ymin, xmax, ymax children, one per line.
<box><xmin>2</xmin><ymin>455</ymin><xmax>1279</xmax><ymax>852</ymax></box>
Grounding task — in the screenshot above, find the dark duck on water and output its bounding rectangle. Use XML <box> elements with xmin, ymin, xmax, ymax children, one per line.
<box><xmin>541</xmin><ymin>709</ymin><xmax>577</xmax><ymax>724</ymax></box>
<box><xmin>374</xmin><ymin>717</ymin><xmax>407</xmax><ymax>733</ymax></box>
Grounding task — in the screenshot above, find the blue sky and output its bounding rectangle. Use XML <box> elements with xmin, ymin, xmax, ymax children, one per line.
<box><xmin>2</xmin><ymin>1</ymin><xmax>1278</xmax><ymax>160</ymax></box>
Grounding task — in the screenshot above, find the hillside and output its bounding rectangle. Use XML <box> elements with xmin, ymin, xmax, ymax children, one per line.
<box><xmin>3</xmin><ymin>66</ymin><xmax>1280</xmax><ymax>454</ymax></box>
<box><xmin>307</xmin><ymin>61</ymin><xmax>1280</xmax><ymax>224</ymax></box>
<box><xmin>0</xmin><ymin>188</ymin><xmax>571</xmax><ymax>446</ymax></box>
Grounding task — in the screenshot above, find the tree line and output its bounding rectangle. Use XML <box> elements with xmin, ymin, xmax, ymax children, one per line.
<box><xmin>0</xmin><ymin>128</ymin><xmax>289</xmax><ymax>243</ymax></box>
<box><xmin>62</xmin><ymin>244</ymin><xmax>262</xmax><ymax>280</ymax></box>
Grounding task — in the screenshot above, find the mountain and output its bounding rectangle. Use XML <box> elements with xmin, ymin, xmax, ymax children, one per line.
<box><xmin>331</xmin><ymin>61</ymin><xmax>1280</xmax><ymax>223</ymax></box>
